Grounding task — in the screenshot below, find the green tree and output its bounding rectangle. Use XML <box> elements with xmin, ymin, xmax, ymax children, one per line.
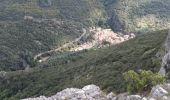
<box><xmin>124</xmin><ymin>70</ymin><xmax>165</xmax><ymax>94</ymax></box>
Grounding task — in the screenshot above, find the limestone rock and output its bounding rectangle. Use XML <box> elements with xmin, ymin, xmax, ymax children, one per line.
<box><xmin>161</xmin><ymin>83</ymin><xmax>170</xmax><ymax>92</ymax></box>
<box><xmin>150</xmin><ymin>85</ymin><xmax>168</xmax><ymax>98</ymax></box>
<box><xmin>107</xmin><ymin>92</ymin><xmax>116</xmax><ymax>100</ymax></box>
<box><xmin>23</xmin><ymin>83</ymin><xmax>170</xmax><ymax>100</ymax></box>
<box><xmin>23</xmin><ymin>85</ymin><xmax>107</xmax><ymax>100</ymax></box>
<box><xmin>50</xmin><ymin>88</ymin><xmax>86</xmax><ymax>100</ymax></box>
<box><xmin>23</xmin><ymin>96</ymin><xmax>47</xmax><ymax>100</ymax></box>
<box><xmin>147</xmin><ymin>97</ymin><xmax>156</xmax><ymax>100</ymax></box>
<box><xmin>82</xmin><ymin>85</ymin><xmax>106</xmax><ymax>99</ymax></box>
<box><xmin>142</xmin><ymin>97</ymin><xmax>147</xmax><ymax>100</ymax></box>
<box><xmin>126</xmin><ymin>95</ymin><xmax>142</xmax><ymax>100</ymax></box>
<box><xmin>115</xmin><ymin>93</ymin><xmax>128</xmax><ymax>100</ymax></box>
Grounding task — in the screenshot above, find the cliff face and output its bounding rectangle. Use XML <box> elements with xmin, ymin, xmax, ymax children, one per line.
<box><xmin>159</xmin><ymin>29</ymin><xmax>170</xmax><ymax>76</ymax></box>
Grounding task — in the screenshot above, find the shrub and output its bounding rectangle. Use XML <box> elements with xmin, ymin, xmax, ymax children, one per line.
<box><xmin>123</xmin><ymin>70</ymin><xmax>165</xmax><ymax>94</ymax></box>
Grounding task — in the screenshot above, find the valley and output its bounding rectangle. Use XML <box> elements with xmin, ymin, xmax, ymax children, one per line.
<box><xmin>35</xmin><ymin>27</ymin><xmax>135</xmax><ymax>62</ymax></box>
<box><xmin>0</xmin><ymin>0</ymin><xmax>170</xmax><ymax>100</ymax></box>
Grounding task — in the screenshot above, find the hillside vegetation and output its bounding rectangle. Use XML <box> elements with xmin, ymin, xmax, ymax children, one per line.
<box><xmin>0</xmin><ymin>0</ymin><xmax>106</xmax><ymax>22</ymax></box>
<box><xmin>1</xmin><ymin>0</ymin><xmax>170</xmax><ymax>31</ymax></box>
<box><xmin>0</xmin><ymin>0</ymin><xmax>106</xmax><ymax>71</ymax></box>
<box><xmin>0</xmin><ymin>0</ymin><xmax>170</xmax><ymax>71</ymax></box>
<box><xmin>0</xmin><ymin>0</ymin><xmax>170</xmax><ymax>99</ymax></box>
<box><xmin>0</xmin><ymin>30</ymin><xmax>168</xmax><ymax>99</ymax></box>
<box><xmin>100</xmin><ymin>0</ymin><xmax>170</xmax><ymax>33</ymax></box>
<box><xmin>0</xmin><ymin>19</ymin><xmax>85</xmax><ymax>71</ymax></box>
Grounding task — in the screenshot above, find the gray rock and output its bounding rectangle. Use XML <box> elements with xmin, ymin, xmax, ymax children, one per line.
<box><xmin>159</xmin><ymin>29</ymin><xmax>170</xmax><ymax>76</ymax></box>
<box><xmin>23</xmin><ymin>85</ymin><xmax>107</xmax><ymax>100</ymax></box>
<box><xmin>107</xmin><ymin>92</ymin><xmax>116</xmax><ymax>100</ymax></box>
<box><xmin>161</xmin><ymin>83</ymin><xmax>170</xmax><ymax>92</ymax></box>
<box><xmin>126</xmin><ymin>95</ymin><xmax>142</xmax><ymax>100</ymax></box>
<box><xmin>115</xmin><ymin>93</ymin><xmax>128</xmax><ymax>100</ymax></box>
<box><xmin>150</xmin><ymin>85</ymin><xmax>168</xmax><ymax>98</ymax></box>
<box><xmin>23</xmin><ymin>83</ymin><xmax>170</xmax><ymax>100</ymax></box>
<box><xmin>142</xmin><ymin>97</ymin><xmax>147</xmax><ymax>100</ymax></box>
<box><xmin>147</xmin><ymin>97</ymin><xmax>156</xmax><ymax>100</ymax></box>
<box><xmin>82</xmin><ymin>85</ymin><xmax>106</xmax><ymax>99</ymax></box>
<box><xmin>50</xmin><ymin>88</ymin><xmax>86</xmax><ymax>100</ymax></box>
<box><xmin>23</xmin><ymin>96</ymin><xmax>47</xmax><ymax>100</ymax></box>
<box><xmin>162</xmin><ymin>96</ymin><xmax>168</xmax><ymax>100</ymax></box>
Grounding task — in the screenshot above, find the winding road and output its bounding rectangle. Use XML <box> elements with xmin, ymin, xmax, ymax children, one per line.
<box><xmin>34</xmin><ymin>29</ymin><xmax>87</xmax><ymax>62</ymax></box>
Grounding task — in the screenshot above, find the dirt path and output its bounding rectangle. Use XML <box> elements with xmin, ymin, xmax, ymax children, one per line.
<box><xmin>34</xmin><ymin>29</ymin><xmax>86</xmax><ymax>62</ymax></box>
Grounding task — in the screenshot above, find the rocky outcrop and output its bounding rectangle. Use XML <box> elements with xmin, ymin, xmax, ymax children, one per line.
<box><xmin>149</xmin><ymin>84</ymin><xmax>170</xmax><ymax>100</ymax></box>
<box><xmin>114</xmin><ymin>84</ymin><xmax>170</xmax><ymax>100</ymax></box>
<box><xmin>159</xmin><ymin>29</ymin><xmax>170</xmax><ymax>76</ymax></box>
<box><xmin>126</xmin><ymin>95</ymin><xmax>143</xmax><ymax>100</ymax></box>
<box><xmin>107</xmin><ymin>92</ymin><xmax>116</xmax><ymax>100</ymax></box>
<box><xmin>23</xmin><ymin>83</ymin><xmax>170</xmax><ymax>100</ymax></box>
<box><xmin>23</xmin><ymin>85</ymin><xmax>107</xmax><ymax>100</ymax></box>
<box><xmin>150</xmin><ymin>85</ymin><xmax>168</xmax><ymax>98</ymax></box>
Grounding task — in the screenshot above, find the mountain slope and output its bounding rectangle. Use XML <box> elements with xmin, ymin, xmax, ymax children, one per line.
<box><xmin>0</xmin><ymin>19</ymin><xmax>84</xmax><ymax>71</ymax></box>
<box><xmin>100</xmin><ymin>0</ymin><xmax>170</xmax><ymax>33</ymax></box>
<box><xmin>0</xmin><ymin>0</ymin><xmax>106</xmax><ymax>21</ymax></box>
<box><xmin>1</xmin><ymin>0</ymin><xmax>170</xmax><ymax>71</ymax></box>
<box><xmin>0</xmin><ymin>0</ymin><xmax>106</xmax><ymax>71</ymax></box>
<box><xmin>0</xmin><ymin>30</ymin><xmax>168</xmax><ymax>99</ymax></box>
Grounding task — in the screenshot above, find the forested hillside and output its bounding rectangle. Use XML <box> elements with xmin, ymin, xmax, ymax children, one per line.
<box><xmin>0</xmin><ymin>0</ymin><xmax>106</xmax><ymax>71</ymax></box>
<box><xmin>0</xmin><ymin>19</ymin><xmax>84</xmax><ymax>71</ymax></box>
<box><xmin>0</xmin><ymin>0</ymin><xmax>106</xmax><ymax>21</ymax></box>
<box><xmin>100</xmin><ymin>0</ymin><xmax>170</xmax><ymax>33</ymax></box>
<box><xmin>0</xmin><ymin>0</ymin><xmax>170</xmax><ymax>99</ymax></box>
<box><xmin>0</xmin><ymin>30</ymin><xmax>168</xmax><ymax>99</ymax></box>
<box><xmin>0</xmin><ymin>0</ymin><xmax>170</xmax><ymax>71</ymax></box>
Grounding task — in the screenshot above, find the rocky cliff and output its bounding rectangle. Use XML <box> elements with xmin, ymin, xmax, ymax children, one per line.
<box><xmin>159</xmin><ymin>29</ymin><xmax>170</xmax><ymax>76</ymax></box>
